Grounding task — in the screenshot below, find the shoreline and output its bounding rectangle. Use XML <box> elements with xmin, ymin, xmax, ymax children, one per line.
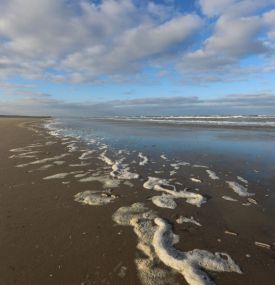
<box><xmin>0</xmin><ymin>117</ymin><xmax>274</xmax><ymax>285</ymax></box>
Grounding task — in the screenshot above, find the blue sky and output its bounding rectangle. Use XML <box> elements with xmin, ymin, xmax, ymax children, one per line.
<box><xmin>0</xmin><ymin>0</ymin><xmax>275</xmax><ymax>116</ymax></box>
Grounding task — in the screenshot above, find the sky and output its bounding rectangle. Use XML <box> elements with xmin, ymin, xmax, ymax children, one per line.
<box><xmin>0</xmin><ymin>0</ymin><xmax>275</xmax><ymax>116</ymax></box>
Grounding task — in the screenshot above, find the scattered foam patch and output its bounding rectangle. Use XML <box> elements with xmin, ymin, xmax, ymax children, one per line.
<box><xmin>99</xmin><ymin>151</ymin><xmax>114</xmax><ymax>165</ymax></box>
<box><xmin>176</xmin><ymin>216</ymin><xmax>201</xmax><ymax>227</ymax></box>
<box><xmin>193</xmin><ymin>164</ymin><xmax>208</xmax><ymax>169</ymax></box>
<box><xmin>170</xmin><ymin>170</ymin><xmax>177</xmax><ymax>176</ymax></box>
<box><xmin>153</xmin><ymin>218</ymin><xmax>242</xmax><ymax>285</ymax></box>
<box><xmin>79</xmin><ymin>150</ymin><xmax>95</xmax><ymax>160</ymax></box>
<box><xmin>206</xmin><ymin>170</ymin><xmax>219</xmax><ymax>180</ymax></box>
<box><xmin>152</xmin><ymin>195</ymin><xmax>177</xmax><ymax>209</ymax></box>
<box><xmin>111</xmin><ymin>162</ymin><xmax>139</xmax><ymax>180</ymax></box>
<box><xmin>38</xmin><ymin>164</ymin><xmax>54</xmax><ymax>170</ymax></box>
<box><xmin>237</xmin><ymin>176</ymin><xmax>248</xmax><ymax>184</ymax></box>
<box><xmin>160</xmin><ymin>154</ymin><xmax>168</xmax><ymax>160</ymax></box>
<box><xmin>43</xmin><ymin>173</ymin><xmax>69</xmax><ymax>180</ymax></box>
<box><xmin>190</xmin><ymin>178</ymin><xmax>202</xmax><ymax>183</ymax></box>
<box><xmin>138</xmin><ymin>152</ymin><xmax>149</xmax><ymax>166</ymax></box>
<box><xmin>69</xmin><ymin>162</ymin><xmax>90</xmax><ymax>167</ymax></box>
<box><xmin>16</xmin><ymin>154</ymin><xmax>69</xmax><ymax>168</ymax></box>
<box><xmin>53</xmin><ymin>160</ymin><xmax>65</xmax><ymax>166</ymax></box>
<box><xmin>143</xmin><ymin>177</ymin><xmax>206</xmax><ymax>207</ymax></box>
<box><xmin>67</xmin><ymin>143</ymin><xmax>78</xmax><ymax>152</ymax></box>
<box><xmin>222</xmin><ymin>196</ymin><xmax>238</xmax><ymax>202</ymax></box>
<box><xmin>9</xmin><ymin>150</ymin><xmax>41</xmax><ymax>159</ymax></box>
<box><xmin>226</xmin><ymin>181</ymin><xmax>254</xmax><ymax>197</ymax></box>
<box><xmin>171</xmin><ymin>162</ymin><xmax>190</xmax><ymax>170</ymax></box>
<box><xmin>79</xmin><ymin>174</ymin><xmax>120</xmax><ymax>188</ymax></box>
<box><xmin>74</xmin><ymin>190</ymin><xmax>118</xmax><ymax>206</ymax></box>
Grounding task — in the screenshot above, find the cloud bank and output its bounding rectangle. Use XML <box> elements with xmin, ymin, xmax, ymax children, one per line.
<box><xmin>0</xmin><ymin>0</ymin><xmax>274</xmax><ymax>84</ymax></box>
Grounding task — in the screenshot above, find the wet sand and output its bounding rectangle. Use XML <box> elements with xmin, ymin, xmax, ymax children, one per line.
<box><xmin>0</xmin><ymin>118</ymin><xmax>275</xmax><ymax>285</ymax></box>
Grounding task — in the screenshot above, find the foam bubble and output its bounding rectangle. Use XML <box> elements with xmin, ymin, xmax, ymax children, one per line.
<box><xmin>74</xmin><ymin>190</ymin><xmax>118</xmax><ymax>206</ymax></box>
<box><xmin>153</xmin><ymin>218</ymin><xmax>242</xmax><ymax>285</ymax></box>
<box><xmin>226</xmin><ymin>181</ymin><xmax>254</xmax><ymax>197</ymax></box>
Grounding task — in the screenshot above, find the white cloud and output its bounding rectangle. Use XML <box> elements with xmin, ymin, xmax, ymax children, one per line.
<box><xmin>0</xmin><ymin>0</ymin><xmax>202</xmax><ymax>82</ymax></box>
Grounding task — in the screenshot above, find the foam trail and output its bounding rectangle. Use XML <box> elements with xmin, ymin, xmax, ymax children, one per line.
<box><xmin>222</xmin><ymin>196</ymin><xmax>238</xmax><ymax>202</ymax></box>
<box><xmin>99</xmin><ymin>151</ymin><xmax>114</xmax><ymax>166</ymax></box>
<box><xmin>206</xmin><ymin>170</ymin><xmax>219</xmax><ymax>180</ymax></box>
<box><xmin>79</xmin><ymin>150</ymin><xmax>95</xmax><ymax>160</ymax></box>
<box><xmin>237</xmin><ymin>176</ymin><xmax>248</xmax><ymax>184</ymax></box>
<box><xmin>16</xmin><ymin>154</ymin><xmax>69</xmax><ymax>168</ymax></box>
<box><xmin>153</xmin><ymin>218</ymin><xmax>242</xmax><ymax>285</ymax></box>
<box><xmin>190</xmin><ymin>178</ymin><xmax>202</xmax><ymax>183</ymax></box>
<box><xmin>43</xmin><ymin>173</ymin><xmax>69</xmax><ymax>180</ymax></box>
<box><xmin>138</xmin><ymin>152</ymin><xmax>149</xmax><ymax>166</ymax></box>
<box><xmin>226</xmin><ymin>181</ymin><xmax>254</xmax><ymax>197</ymax></box>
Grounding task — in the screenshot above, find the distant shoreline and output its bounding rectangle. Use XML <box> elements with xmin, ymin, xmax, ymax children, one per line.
<box><xmin>0</xmin><ymin>115</ymin><xmax>51</xmax><ymax>118</ymax></box>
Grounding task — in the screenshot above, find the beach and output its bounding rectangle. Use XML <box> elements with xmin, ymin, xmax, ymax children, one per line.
<box><xmin>1</xmin><ymin>117</ymin><xmax>275</xmax><ymax>285</ymax></box>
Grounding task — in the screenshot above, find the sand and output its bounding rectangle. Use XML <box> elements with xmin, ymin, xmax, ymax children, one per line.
<box><xmin>0</xmin><ymin>117</ymin><xmax>275</xmax><ymax>285</ymax></box>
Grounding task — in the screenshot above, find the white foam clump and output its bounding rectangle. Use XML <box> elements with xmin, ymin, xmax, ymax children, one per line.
<box><xmin>74</xmin><ymin>190</ymin><xmax>117</xmax><ymax>206</ymax></box>
<box><xmin>206</xmin><ymin>170</ymin><xmax>219</xmax><ymax>180</ymax></box>
<box><xmin>16</xmin><ymin>154</ymin><xmax>69</xmax><ymax>168</ymax></box>
<box><xmin>112</xmin><ymin>203</ymin><xmax>180</xmax><ymax>285</ymax></box>
<box><xmin>176</xmin><ymin>216</ymin><xmax>202</xmax><ymax>227</ymax></box>
<box><xmin>152</xmin><ymin>194</ymin><xmax>177</xmax><ymax>209</ymax></box>
<box><xmin>153</xmin><ymin>218</ymin><xmax>242</xmax><ymax>285</ymax></box>
<box><xmin>193</xmin><ymin>164</ymin><xmax>208</xmax><ymax>169</ymax></box>
<box><xmin>110</xmin><ymin>161</ymin><xmax>139</xmax><ymax>180</ymax></box>
<box><xmin>190</xmin><ymin>178</ymin><xmax>202</xmax><ymax>183</ymax></box>
<box><xmin>43</xmin><ymin>173</ymin><xmax>69</xmax><ymax>180</ymax></box>
<box><xmin>222</xmin><ymin>196</ymin><xmax>238</xmax><ymax>202</ymax></box>
<box><xmin>144</xmin><ymin>177</ymin><xmax>206</xmax><ymax>207</ymax></box>
<box><xmin>79</xmin><ymin>150</ymin><xmax>95</xmax><ymax>160</ymax></box>
<box><xmin>171</xmin><ymin>162</ymin><xmax>190</xmax><ymax>170</ymax></box>
<box><xmin>160</xmin><ymin>154</ymin><xmax>168</xmax><ymax>160</ymax></box>
<box><xmin>138</xmin><ymin>152</ymin><xmax>149</xmax><ymax>166</ymax></box>
<box><xmin>226</xmin><ymin>181</ymin><xmax>254</xmax><ymax>197</ymax></box>
<box><xmin>237</xmin><ymin>176</ymin><xmax>248</xmax><ymax>184</ymax></box>
<box><xmin>99</xmin><ymin>151</ymin><xmax>114</xmax><ymax>165</ymax></box>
